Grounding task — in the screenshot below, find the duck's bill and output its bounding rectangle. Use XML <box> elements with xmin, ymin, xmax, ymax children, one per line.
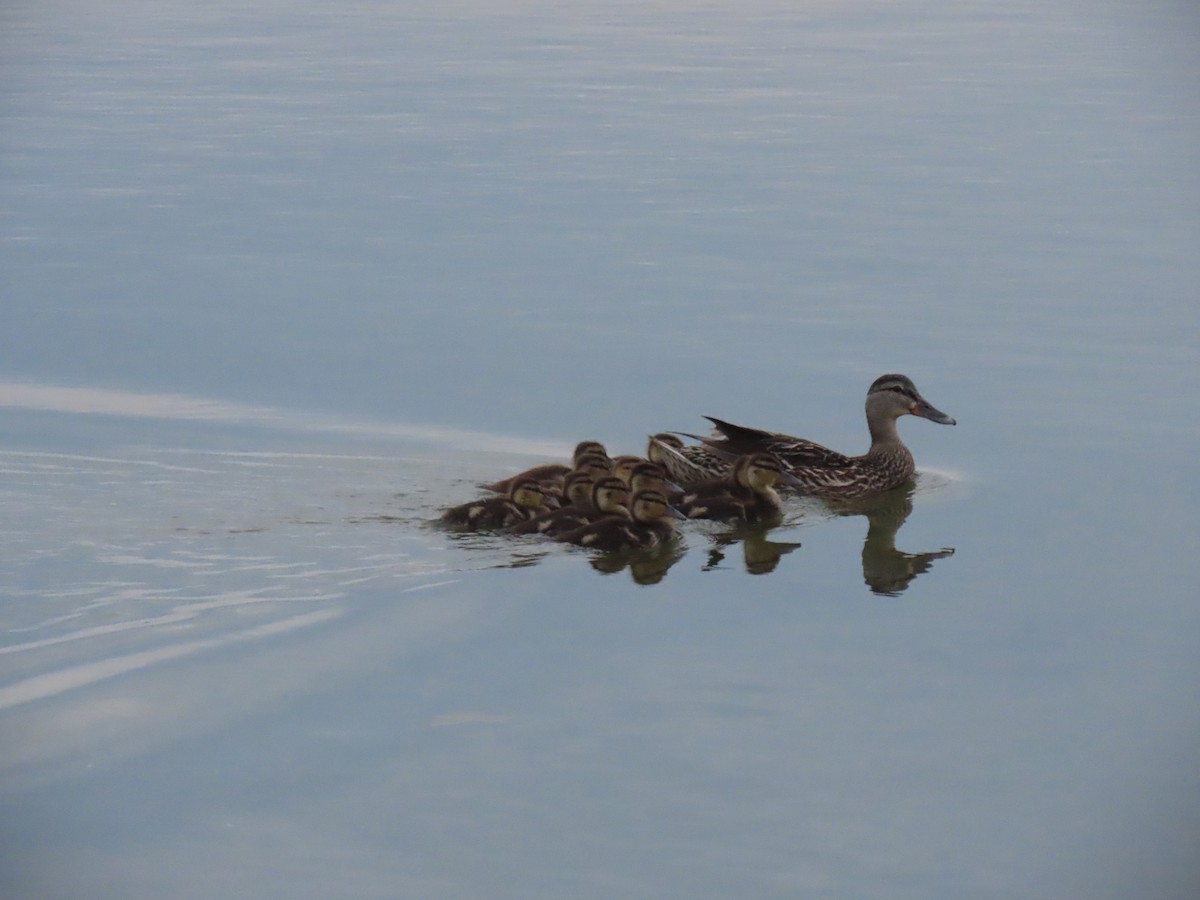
<box><xmin>667</xmin><ymin>503</ymin><xmax>688</xmax><ymax>520</ymax></box>
<box><xmin>777</xmin><ymin>469</ymin><xmax>806</xmax><ymax>489</ymax></box>
<box><xmin>914</xmin><ymin>399</ymin><xmax>956</xmax><ymax>425</ymax></box>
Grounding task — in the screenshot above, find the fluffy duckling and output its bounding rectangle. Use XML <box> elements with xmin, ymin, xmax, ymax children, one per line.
<box><xmin>611</xmin><ymin>455</ymin><xmax>649</xmax><ymax>484</ymax></box>
<box><xmin>508</xmin><ymin>470</ymin><xmax>597</xmax><ymax>536</ymax></box>
<box><xmin>581</xmin><ymin>475</ymin><xmax>633</xmax><ymax>523</ymax></box>
<box><xmin>626</xmin><ymin>461</ymin><xmax>674</xmax><ymax>497</ymax></box>
<box><xmin>573</xmin><ymin>440</ymin><xmax>609</xmax><ymax>462</ymax></box>
<box><xmin>676</xmin><ymin>453</ymin><xmax>801</xmax><ymax>523</ymax></box>
<box><xmin>554</xmin><ymin>489</ymin><xmax>683</xmax><ymax>552</ymax></box>
<box><xmin>441</xmin><ymin>478</ymin><xmax>550</xmax><ymax>531</ymax></box>
<box><xmin>482</xmin><ymin>439</ymin><xmax>609</xmax><ymax>496</ymax></box>
<box><xmin>573</xmin><ymin>451</ymin><xmax>614</xmax><ymax>479</ymax></box>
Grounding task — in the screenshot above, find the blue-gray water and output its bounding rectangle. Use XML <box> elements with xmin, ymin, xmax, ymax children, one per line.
<box><xmin>2</xmin><ymin>1</ymin><xmax>1198</xmax><ymax>898</ymax></box>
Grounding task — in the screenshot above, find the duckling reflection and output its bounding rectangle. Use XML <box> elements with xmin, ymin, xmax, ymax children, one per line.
<box><xmin>586</xmin><ymin>540</ymin><xmax>688</xmax><ymax>585</ymax></box>
<box><xmin>826</xmin><ymin>482</ymin><xmax>955</xmax><ymax>596</ymax></box>
<box><xmin>701</xmin><ymin>524</ymin><xmax>804</xmax><ymax>575</ymax></box>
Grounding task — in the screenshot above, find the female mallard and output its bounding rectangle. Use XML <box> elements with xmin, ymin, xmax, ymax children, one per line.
<box><xmin>676</xmin><ymin>453</ymin><xmax>803</xmax><ymax>523</ymax></box>
<box><xmin>647</xmin><ymin>433</ymin><xmax>730</xmax><ymax>486</ymax></box>
<box><xmin>692</xmin><ymin>374</ymin><xmax>955</xmax><ymax>499</ymax></box>
<box><xmin>440</xmin><ymin>478</ymin><xmax>550</xmax><ymax>530</ymax></box>
<box><xmin>554</xmin><ymin>489</ymin><xmax>683</xmax><ymax>552</ymax></box>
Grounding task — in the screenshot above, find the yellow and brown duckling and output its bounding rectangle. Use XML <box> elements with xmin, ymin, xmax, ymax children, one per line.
<box><xmin>518</xmin><ymin>475</ymin><xmax>632</xmax><ymax>540</ymax></box>
<box><xmin>441</xmin><ymin>477</ymin><xmax>550</xmax><ymax>531</ymax></box>
<box><xmin>504</xmin><ymin>472</ymin><xmax>604</xmax><ymax>535</ymax></box>
<box><xmin>682</xmin><ymin>374</ymin><xmax>955</xmax><ymax>499</ymax></box>
<box><xmin>482</xmin><ymin>440</ymin><xmax>610</xmax><ymax>497</ymax></box>
<box><xmin>610</xmin><ymin>454</ymin><xmax>650</xmax><ymax>484</ymax></box>
<box><xmin>675</xmin><ymin>453</ymin><xmax>802</xmax><ymax>523</ymax></box>
<box><xmin>626</xmin><ymin>460</ymin><xmax>675</xmax><ymax>496</ymax></box>
<box><xmin>554</xmin><ymin>488</ymin><xmax>684</xmax><ymax>552</ymax></box>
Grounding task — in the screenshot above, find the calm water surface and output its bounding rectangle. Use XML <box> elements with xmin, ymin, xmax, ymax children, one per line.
<box><xmin>2</xmin><ymin>1</ymin><xmax>1199</xmax><ymax>898</ymax></box>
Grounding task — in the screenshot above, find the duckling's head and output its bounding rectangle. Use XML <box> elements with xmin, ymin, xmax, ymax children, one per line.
<box><xmin>867</xmin><ymin>374</ymin><xmax>956</xmax><ymax>426</ymax></box>
<box><xmin>574</xmin><ymin>452</ymin><xmax>614</xmax><ymax>480</ymax></box>
<box><xmin>629</xmin><ymin>489</ymin><xmax>686</xmax><ymax>525</ymax></box>
<box><xmin>738</xmin><ymin>453</ymin><xmax>804</xmax><ymax>492</ymax></box>
<box><xmin>591</xmin><ymin>475</ymin><xmax>631</xmax><ymax>515</ymax></box>
<box><xmin>627</xmin><ymin>461</ymin><xmax>669</xmax><ymax>493</ymax></box>
<box><xmin>510</xmin><ymin>479</ymin><xmax>545</xmax><ymax>509</ymax></box>
<box><xmin>573</xmin><ymin>440</ymin><xmax>608</xmax><ymax>464</ymax></box>
<box><xmin>611</xmin><ymin>455</ymin><xmax>646</xmax><ymax>484</ymax></box>
<box><xmin>562</xmin><ymin>471</ymin><xmax>596</xmax><ymax>508</ymax></box>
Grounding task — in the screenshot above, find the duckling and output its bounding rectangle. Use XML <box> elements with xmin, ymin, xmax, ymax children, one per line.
<box><xmin>573</xmin><ymin>451</ymin><xmax>614</xmax><ymax>479</ymax></box>
<box><xmin>508</xmin><ymin>470</ymin><xmax>598</xmax><ymax>536</ymax></box>
<box><xmin>481</xmin><ymin>464</ymin><xmax>568</xmax><ymax>497</ymax></box>
<box><xmin>611</xmin><ymin>455</ymin><xmax>649</xmax><ymax>484</ymax></box>
<box><xmin>554</xmin><ymin>489</ymin><xmax>684</xmax><ymax>552</ymax></box>
<box><xmin>647</xmin><ymin>433</ymin><xmax>731</xmax><ymax>486</ymax></box>
<box><xmin>482</xmin><ymin>439</ymin><xmax>610</xmax><ymax>496</ymax></box>
<box><xmin>626</xmin><ymin>461</ymin><xmax>675</xmax><ymax>497</ymax></box>
<box><xmin>676</xmin><ymin>453</ymin><xmax>802</xmax><ymax>523</ymax></box>
<box><xmin>573</xmin><ymin>440</ymin><xmax>609</xmax><ymax>462</ymax></box>
<box><xmin>581</xmin><ymin>475</ymin><xmax>634</xmax><ymax>523</ymax></box>
<box><xmin>440</xmin><ymin>478</ymin><xmax>549</xmax><ymax>531</ymax></box>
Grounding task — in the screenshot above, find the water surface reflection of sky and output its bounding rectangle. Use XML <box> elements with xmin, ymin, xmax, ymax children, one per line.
<box><xmin>2</xmin><ymin>1</ymin><xmax>1198</xmax><ymax>898</ymax></box>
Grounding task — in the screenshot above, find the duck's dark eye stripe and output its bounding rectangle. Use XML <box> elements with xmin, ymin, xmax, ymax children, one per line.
<box><xmin>871</xmin><ymin>379</ymin><xmax>917</xmax><ymax>401</ymax></box>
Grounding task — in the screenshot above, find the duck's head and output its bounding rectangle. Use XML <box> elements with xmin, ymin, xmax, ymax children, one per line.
<box><xmin>867</xmin><ymin>374</ymin><xmax>956</xmax><ymax>426</ymax></box>
<box><xmin>628</xmin><ymin>461</ymin><xmax>673</xmax><ymax>494</ymax></box>
<box><xmin>629</xmin><ymin>489</ymin><xmax>687</xmax><ymax>524</ymax></box>
<box><xmin>646</xmin><ymin>433</ymin><xmax>685</xmax><ymax>465</ymax></box>
<box><xmin>611</xmin><ymin>455</ymin><xmax>647</xmax><ymax>484</ymax></box>
<box><xmin>562</xmin><ymin>471</ymin><xmax>596</xmax><ymax>508</ymax></box>
<box><xmin>574</xmin><ymin>452</ymin><xmax>614</xmax><ymax>480</ymax></box>
<box><xmin>740</xmin><ymin>453</ymin><xmax>802</xmax><ymax>491</ymax></box>
<box><xmin>591</xmin><ymin>475</ymin><xmax>631</xmax><ymax>515</ymax></box>
<box><xmin>510</xmin><ymin>479</ymin><xmax>546</xmax><ymax>509</ymax></box>
<box><xmin>573</xmin><ymin>440</ymin><xmax>608</xmax><ymax>464</ymax></box>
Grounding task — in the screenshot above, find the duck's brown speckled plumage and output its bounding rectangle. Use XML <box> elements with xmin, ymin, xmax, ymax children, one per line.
<box><xmin>647</xmin><ymin>433</ymin><xmax>731</xmax><ymax>486</ymax></box>
<box><xmin>688</xmin><ymin>374</ymin><xmax>955</xmax><ymax>499</ymax></box>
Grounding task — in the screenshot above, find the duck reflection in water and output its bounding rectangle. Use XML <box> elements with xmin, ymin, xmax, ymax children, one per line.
<box><xmin>587</xmin><ymin>541</ymin><xmax>688</xmax><ymax>585</ymax></box>
<box><xmin>824</xmin><ymin>480</ymin><xmax>955</xmax><ymax>596</ymax></box>
<box><xmin>696</xmin><ymin>479</ymin><xmax>952</xmax><ymax>590</ymax></box>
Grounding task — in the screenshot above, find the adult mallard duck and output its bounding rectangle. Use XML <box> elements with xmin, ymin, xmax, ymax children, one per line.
<box><xmin>691</xmin><ymin>374</ymin><xmax>955</xmax><ymax>499</ymax></box>
<box><xmin>440</xmin><ymin>478</ymin><xmax>550</xmax><ymax>530</ymax></box>
<box><xmin>647</xmin><ymin>433</ymin><xmax>731</xmax><ymax>486</ymax></box>
<box><xmin>675</xmin><ymin>453</ymin><xmax>803</xmax><ymax>523</ymax></box>
<box><xmin>554</xmin><ymin>489</ymin><xmax>684</xmax><ymax>552</ymax></box>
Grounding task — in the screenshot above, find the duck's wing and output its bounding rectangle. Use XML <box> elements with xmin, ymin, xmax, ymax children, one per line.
<box><xmin>701</xmin><ymin>416</ymin><xmax>854</xmax><ymax>468</ymax></box>
<box><xmin>648</xmin><ymin>435</ymin><xmax>729</xmax><ymax>486</ymax></box>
